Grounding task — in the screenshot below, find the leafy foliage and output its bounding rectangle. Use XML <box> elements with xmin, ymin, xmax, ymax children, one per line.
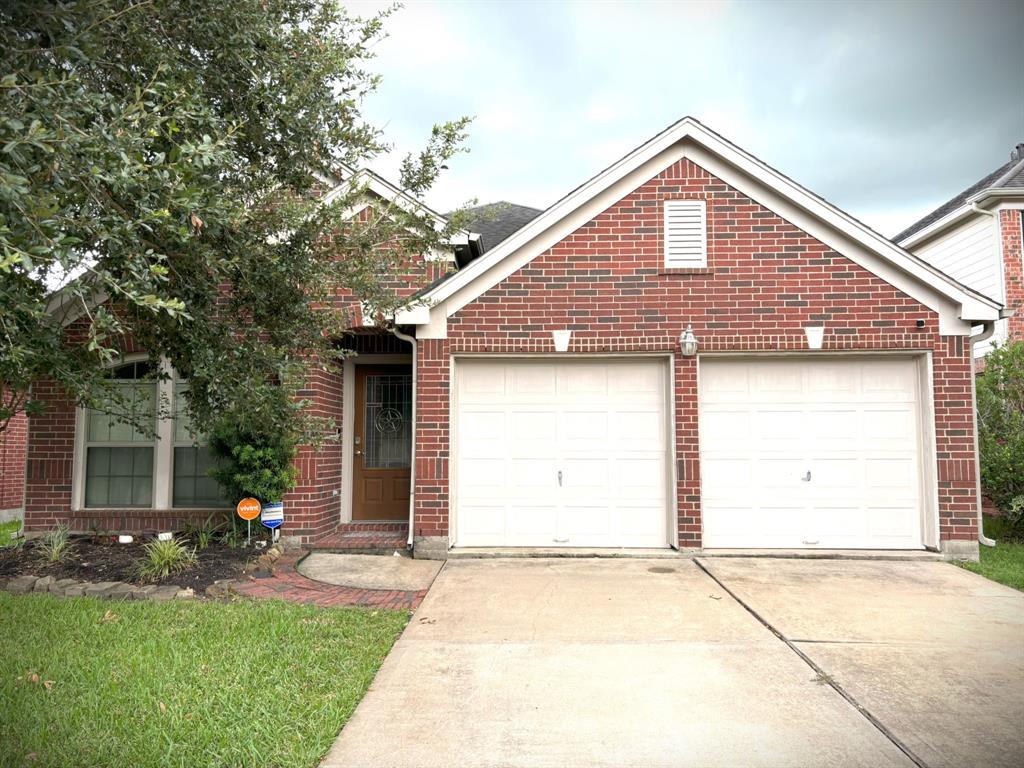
<box><xmin>183</xmin><ymin>514</ymin><xmax>227</xmax><ymax>551</ymax></box>
<box><xmin>1</xmin><ymin>1</ymin><xmax>470</xmax><ymax>441</ymax></box>
<box><xmin>977</xmin><ymin>341</ymin><xmax>1024</xmax><ymax>536</ymax></box>
<box><xmin>135</xmin><ymin>536</ymin><xmax>197</xmax><ymax>581</ymax></box>
<box><xmin>35</xmin><ymin>523</ymin><xmax>72</xmax><ymax>563</ymax></box>
<box><xmin>207</xmin><ymin>406</ymin><xmax>300</xmax><ymax>504</ymax></box>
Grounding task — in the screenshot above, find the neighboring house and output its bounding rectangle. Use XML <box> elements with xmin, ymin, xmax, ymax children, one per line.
<box><xmin>895</xmin><ymin>143</ymin><xmax>1024</xmax><ymax>357</ymax></box>
<box><xmin>22</xmin><ymin>118</ymin><xmax>1006</xmax><ymax>560</ymax></box>
<box><xmin>0</xmin><ymin>411</ymin><xmax>27</xmax><ymax>521</ymax></box>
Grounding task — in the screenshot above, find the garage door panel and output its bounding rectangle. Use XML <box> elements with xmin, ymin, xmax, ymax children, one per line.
<box><xmin>458</xmin><ymin>504</ymin><xmax>506</xmax><ymax>540</ymax></box>
<box><xmin>752</xmin><ymin>409</ymin><xmax>804</xmax><ymax>444</ymax></box>
<box><xmin>612</xmin><ymin>410</ymin><xmax>664</xmax><ymax>449</ymax></box>
<box><xmin>864</xmin><ymin>457</ymin><xmax>916</xmax><ymax>488</ymax></box>
<box><xmin>753</xmin><ymin>458</ymin><xmax>807</xmax><ymax>488</ymax></box>
<box><xmin>608</xmin><ymin>363</ymin><xmax>663</xmax><ymax>400</ymax></box>
<box><xmin>459</xmin><ymin>459</ymin><xmax>506</xmax><ymax>489</ymax></box>
<box><xmin>456</xmin><ymin>359</ymin><xmax>670</xmax><ymax>548</ymax></box>
<box><xmin>862</xmin><ymin>407</ymin><xmax>916</xmax><ymax>441</ymax></box>
<box><xmin>562</xmin><ymin>365</ymin><xmax>607</xmax><ymax>397</ymax></box>
<box><xmin>701</xmin><ymin>458</ymin><xmax>751</xmax><ymax>492</ymax></box>
<box><xmin>808</xmin><ymin>409</ymin><xmax>859</xmax><ymax>442</ymax></box>
<box><xmin>510</xmin><ymin>410</ymin><xmax>558</xmax><ymax>442</ymax></box>
<box><xmin>459</xmin><ymin>365</ymin><xmax>507</xmax><ymax>400</ymax></box>
<box><xmin>811</xmin><ymin>459</ymin><xmax>861</xmax><ymax>489</ymax></box>
<box><xmin>511</xmin><ymin>365</ymin><xmax>557</xmax><ymax>397</ymax></box>
<box><xmin>700</xmin><ymin>357</ymin><xmax>924</xmax><ymax>550</ymax></box>
<box><xmin>700</xmin><ymin>409</ymin><xmax>750</xmax><ymax>441</ymax></box>
<box><xmin>561</xmin><ymin>410</ymin><xmax>609</xmax><ymax>444</ymax></box>
<box><xmin>562</xmin><ymin>458</ymin><xmax>611</xmax><ymax>491</ymax></box>
<box><xmin>867</xmin><ymin>507</ymin><xmax>920</xmax><ymax>538</ymax></box>
<box><xmin>558</xmin><ymin>505</ymin><xmax>612</xmax><ymax>539</ymax></box>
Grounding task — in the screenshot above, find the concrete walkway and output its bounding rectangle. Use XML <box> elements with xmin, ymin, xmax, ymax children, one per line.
<box><xmin>698</xmin><ymin>557</ymin><xmax>1024</xmax><ymax>768</ymax></box>
<box><xmin>323</xmin><ymin>558</ymin><xmax>1005</xmax><ymax>767</ymax></box>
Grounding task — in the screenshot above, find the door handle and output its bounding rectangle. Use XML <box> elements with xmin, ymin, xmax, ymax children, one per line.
<box><xmin>553</xmin><ymin>538</ymin><xmax>569</xmax><ymax>543</ymax></box>
<box><xmin>801</xmin><ymin>470</ymin><xmax>811</xmax><ymax>482</ymax></box>
<box><xmin>355</xmin><ymin>450</ymin><xmax>363</xmax><ymax>456</ymax></box>
<box><xmin>802</xmin><ymin>540</ymin><xmax>819</xmax><ymax>545</ymax></box>
<box><xmin>557</xmin><ymin>470</ymin><xmax>563</xmax><ymax>487</ymax></box>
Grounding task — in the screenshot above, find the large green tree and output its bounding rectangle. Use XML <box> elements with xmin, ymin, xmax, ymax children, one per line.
<box><xmin>0</xmin><ymin>0</ymin><xmax>469</xmax><ymax>439</ymax></box>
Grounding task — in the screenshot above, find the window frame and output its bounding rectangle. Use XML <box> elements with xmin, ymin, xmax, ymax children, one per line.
<box><xmin>73</xmin><ymin>355</ymin><xmax>226</xmax><ymax>511</ymax></box>
<box><xmin>663</xmin><ymin>198</ymin><xmax>708</xmax><ymax>269</ymax></box>
<box><xmin>170</xmin><ymin>379</ymin><xmax>227</xmax><ymax>509</ymax></box>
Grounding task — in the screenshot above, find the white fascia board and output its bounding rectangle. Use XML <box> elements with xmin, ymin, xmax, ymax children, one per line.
<box><xmin>897</xmin><ymin>204</ymin><xmax>977</xmax><ymax>249</ymax></box>
<box><xmin>970</xmin><ymin>188</ymin><xmax>1024</xmax><ymax>207</ymax></box>
<box><xmin>416</xmin><ymin>117</ymin><xmax>998</xmax><ymax>331</ymax></box>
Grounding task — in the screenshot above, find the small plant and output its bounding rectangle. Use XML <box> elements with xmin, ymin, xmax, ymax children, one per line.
<box><xmin>135</xmin><ymin>537</ymin><xmax>198</xmax><ymax>582</ymax></box>
<box><xmin>36</xmin><ymin>524</ymin><xmax>73</xmax><ymax>563</ymax></box>
<box><xmin>184</xmin><ymin>515</ymin><xmax>226</xmax><ymax>551</ymax></box>
<box><xmin>88</xmin><ymin>521</ymin><xmax>112</xmax><ymax>545</ymax></box>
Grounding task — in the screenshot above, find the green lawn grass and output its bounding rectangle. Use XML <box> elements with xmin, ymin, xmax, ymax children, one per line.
<box><xmin>957</xmin><ymin>515</ymin><xmax>1024</xmax><ymax>591</ymax></box>
<box><xmin>0</xmin><ymin>594</ymin><xmax>408</xmax><ymax>767</ymax></box>
<box><xmin>0</xmin><ymin>518</ymin><xmax>22</xmax><ymax>546</ymax></box>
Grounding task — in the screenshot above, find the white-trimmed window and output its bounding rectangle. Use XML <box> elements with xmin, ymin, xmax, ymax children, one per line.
<box><xmin>83</xmin><ymin>360</ymin><xmax>157</xmax><ymax>508</ymax></box>
<box><xmin>172</xmin><ymin>382</ymin><xmax>225</xmax><ymax>508</ymax></box>
<box><xmin>664</xmin><ymin>199</ymin><xmax>707</xmax><ymax>268</ymax></box>
<box><xmin>74</xmin><ymin>357</ymin><xmax>227</xmax><ymax>510</ymax></box>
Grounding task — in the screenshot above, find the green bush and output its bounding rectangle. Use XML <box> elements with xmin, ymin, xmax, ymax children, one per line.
<box><xmin>206</xmin><ymin>411</ymin><xmax>299</xmax><ymax>505</ymax></box>
<box><xmin>135</xmin><ymin>537</ymin><xmax>198</xmax><ymax>582</ymax></box>
<box><xmin>977</xmin><ymin>341</ymin><xmax>1024</xmax><ymax>537</ymax></box>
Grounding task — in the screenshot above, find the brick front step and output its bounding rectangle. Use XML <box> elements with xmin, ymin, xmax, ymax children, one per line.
<box><xmin>311</xmin><ymin>523</ymin><xmax>409</xmax><ymax>555</ymax></box>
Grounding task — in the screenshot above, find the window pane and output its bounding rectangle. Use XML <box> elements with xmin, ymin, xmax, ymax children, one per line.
<box><xmin>87</xmin><ymin>380</ymin><xmax>157</xmax><ymax>444</ymax></box>
<box><xmin>85</xmin><ymin>447</ymin><xmax>153</xmax><ymax>508</ymax></box>
<box><xmin>173</xmin><ymin>446</ymin><xmax>226</xmax><ymax>507</ymax></box>
<box><xmin>363</xmin><ymin>374</ymin><xmax>412</xmax><ymax>469</ymax></box>
<box><xmin>174</xmin><ymin>382</ymin><xmax>205</xmax><ymax>444</ymax></box>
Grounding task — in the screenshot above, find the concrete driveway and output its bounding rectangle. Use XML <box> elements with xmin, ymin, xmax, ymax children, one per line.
<box><xmin>322</xmin><ymin>557</ymin><xmax>1024</xmax><ymax>768</ymax></box>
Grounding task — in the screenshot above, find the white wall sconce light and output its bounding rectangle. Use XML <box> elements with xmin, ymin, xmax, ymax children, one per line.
<box><xmin>552</xmin><ymin>329</ymin><xmax>572</xmax><ymax>352</ymax></box>
<box><xmin>804</xmin><ymin>324</ymin><xmax>825</xmax><ymax>350</ymax></box>
<box><xmin>679</xmin><ymin>325</ymin><xmax>699</xmax><ymax>357</ymax></box>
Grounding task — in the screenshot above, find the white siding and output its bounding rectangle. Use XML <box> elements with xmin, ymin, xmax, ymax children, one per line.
<box><xmin>911</xmin><ymin>215</ymin><xmax>1003</xmax><ymax>356</ymax></box>
<box><xmin>913</xmin><ymin>215</ymin><xmax>1000</xmax><ymax>300</ymax></box>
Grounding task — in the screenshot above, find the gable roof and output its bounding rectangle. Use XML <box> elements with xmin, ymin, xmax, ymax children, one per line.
<box><xmin>456</xmin><ymin>202</ymin><xmax>544</xmax><ymax>254</ymax></box>
<box><xmin>399</xmin><ymin>117</ymin><xmax>1003</xmax><ymax>334</ymax></box>
<box><xmin>895</xmin><ymin>145</ymin><xmax>1024</xmax><ymax>244</ymax></box>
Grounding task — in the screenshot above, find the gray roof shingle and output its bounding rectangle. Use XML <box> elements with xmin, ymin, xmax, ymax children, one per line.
<box><xmin>457</xmin><ymin>202</ymin><xmax>544</xmax><ymax>254</ymax></box>
<box><xmin>895</xmin><ymin>144</ymin><xmax>1024</xmax><ymax>243</ymax></box>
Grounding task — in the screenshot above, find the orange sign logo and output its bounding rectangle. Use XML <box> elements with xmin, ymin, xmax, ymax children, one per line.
<box><xmin>236</xmin><ymin>498</ymin><xmax>262</xmax><ymax>521</ymax></box>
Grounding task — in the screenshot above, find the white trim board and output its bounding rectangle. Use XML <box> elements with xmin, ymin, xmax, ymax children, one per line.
<box><xmin>398</xmin><ymin>117</ymin><xmax>1002</xmax><ymax>336</ymax></box>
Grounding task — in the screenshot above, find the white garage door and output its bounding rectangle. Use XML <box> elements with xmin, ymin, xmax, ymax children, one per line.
<box><xmin>700</xmin><ymin>357</ymin><xmax>924</xmax><ymax>549</ymax></box>
<box><xmin>455</xmin><ymin>359</ymin><xmax>670</xmax><ymax>548</ymax></box>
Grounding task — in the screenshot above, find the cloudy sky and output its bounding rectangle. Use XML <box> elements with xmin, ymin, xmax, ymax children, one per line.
<box><xmin>348</xmin><ymin>0</ymin><xmax>1024</xmax><ymax>238</ymax></box>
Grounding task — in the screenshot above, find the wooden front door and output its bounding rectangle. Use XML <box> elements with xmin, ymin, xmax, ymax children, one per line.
<box><xmin>353</xmin><ymin>365</ymin><xmax>412</xmax><ymax>521</ymax></box>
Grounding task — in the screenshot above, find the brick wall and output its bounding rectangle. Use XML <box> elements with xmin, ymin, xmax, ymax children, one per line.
<box><xmin>414</xmin><ymin>157</ymin><xmax>979</xmax><ymax>546</ymax></box>
<box><xmin>1000</xmin><ymin>209</ymin><xmax>1023</xmax><ymax>339</ymax></box>
<box><xmin>0</xmin><ymin>410</ymin><xmax>27</xmax><ymax>513</ymax></box>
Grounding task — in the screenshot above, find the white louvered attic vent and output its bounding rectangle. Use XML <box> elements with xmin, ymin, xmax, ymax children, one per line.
<box><xmin>664</xmin><ymin>199</ymin><xmax>707</xmax><ymax>268</ymax></box>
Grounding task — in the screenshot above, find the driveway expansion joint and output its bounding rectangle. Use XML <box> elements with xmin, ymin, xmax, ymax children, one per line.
<box><xmin>693</xmin><ymin>558</ymin><xmax>931</xmax><ymax>768</ymax></box>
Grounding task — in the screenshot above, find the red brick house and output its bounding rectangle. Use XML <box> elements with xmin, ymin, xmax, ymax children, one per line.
<box><xmin>22</xmin><ymin>118</ymin><xmax>1006</xmax><ymax>560</ymax></box>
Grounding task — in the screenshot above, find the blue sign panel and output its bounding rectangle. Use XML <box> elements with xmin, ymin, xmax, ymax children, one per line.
<box><xmin>261</xmin><ymin>502</ymin><xmax>284</xmax><ymax>530</ymax></box>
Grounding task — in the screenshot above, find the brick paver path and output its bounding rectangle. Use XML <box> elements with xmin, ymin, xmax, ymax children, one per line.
<box><xmin>230</xmin><ymin>552</ymin><xmax>428</xmax><ymax>610</ymax></box>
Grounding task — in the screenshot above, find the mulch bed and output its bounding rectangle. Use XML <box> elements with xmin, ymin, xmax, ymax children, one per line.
<box><xmin>0</xmin><ymin>536</ymin><xmax>256</xmax><ymax>594</ymax></box>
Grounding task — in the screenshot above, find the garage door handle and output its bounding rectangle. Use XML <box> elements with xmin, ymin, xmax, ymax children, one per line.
<box><xmin>557</xmin><ymin>470</ymin><xmax>563</xmax><ymax>487</ymax></box>
<box><xmin>553</xmin><ymin>538</ymin><xmax>569</xmax><ymax>543</ymax></box>
<box><xmin>802</xmin><ymin>471</ymin><xmax>811</xmax><ymax>482</ymax></box>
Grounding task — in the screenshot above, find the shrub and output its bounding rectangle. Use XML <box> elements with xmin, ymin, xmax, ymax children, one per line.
<box><xmin>977</xmin><ymin>341</ymin><xmax>1024</xmax><ymax>533</ymax></box>
<box><xmin>36</xmin><ymin>523</ymin><xmax>73</xmax><ymax>563</ymax></box>
<box><xmin>207</xmin><ymin>410</ymin><xmax>299</xmax><ymax>505</ymax></box>
<box><xmin>135</xmin><ymin>537</ymin><xmax>198</xmax><ymax>582</ymax></box>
